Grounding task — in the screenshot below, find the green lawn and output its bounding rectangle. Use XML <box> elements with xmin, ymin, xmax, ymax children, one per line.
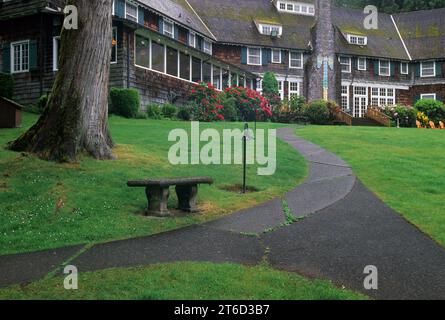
<box><xmin>0</xmin><ymin>113</ymin><xmax>307</xmax><ymax>255</ymax></box>
<box><xmin>297</xmin><ymin>125</ymin><xmax>445</xmax><ymax>247</ymax></box>
<box><xmin>0</xmin><ymin>262</ymin><xmax>367</xmax><ymax>300</ymax></box>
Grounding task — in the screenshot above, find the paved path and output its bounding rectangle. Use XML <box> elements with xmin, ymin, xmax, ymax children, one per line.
<box><xmin>1</xmin><ymin>127</ymin><xmax>445</xmax><ymax>300</ymax></box>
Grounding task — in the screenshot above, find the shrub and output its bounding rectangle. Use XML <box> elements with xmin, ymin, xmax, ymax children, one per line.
<box><xmin>261</xmin><ymin>72</ymin><xmax>281</xmax><ymax>111</ymax></box>
<box><xmin>37</xmin><ymin>94</ymin><xmax>49</xmax><ymax>112</ymax></box>
<box><xmin>0</xmin><ymin>73</ymin><xmax>13</xmax><ymax>99</ymax></box>
<box><xmin>220</xmin><ymin>96</ymin><xmax>238</xmax><ymax>122</ymax></box>
<box><xmin>224</xmin><ymin>86</ymin><xmax>272</xmax><ymax>121</ymax></box>
<box><xmin>304</xmin><ymin>100</ymin><xmax>331</xmax><ymax>125</ymax></box>
<box><xmin>273</xmin><ymin>96</ymin><xmax>307</xmax><ymax>123</ymax></box>
<box><xmin>414</xmin><ymin>99</ymin><xmax>445</xmax><ymax>123</ymax></box>
<box><xmin>146</xmin><ymin>104</ymin><xmax>162</xmax><ymax>119</ymax></box>
<box><xmin>161</xmin><ymin>103</ymin><xmax>178</xmax><ymax>119</ymax></box>
<box><xmin>382</xmin><ymin>105</ymin><xmax>417</xmax><ymax>127</ymax></box>
<box><xmin>135</xmin><ymin>111</ymin><xmax>148</xmax><ymax>119</ymax></box>
<box><xmin>177</xmin><ymin>103</ymin><xmax>194</xmax><ymax>121</ymax></box>
<box><xmin>109</xmin><ymin>87</ymin><xmax>140</xmax><ymax>118</ymax></box>
<box><xmin>189</xmin><ymin>83</ymin><xmax>225</xmax><ymax>122</ymax></box>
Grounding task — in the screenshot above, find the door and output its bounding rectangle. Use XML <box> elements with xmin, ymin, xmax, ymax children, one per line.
<box><xmin>353</xmin><ymin>86</ymin><xmax>368</xmax><ymax>118</ymax></box>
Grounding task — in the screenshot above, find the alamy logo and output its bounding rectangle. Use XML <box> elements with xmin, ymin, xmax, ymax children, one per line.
<box><xmin>63</xmin><ymin>5</ymin><xmax>78</xmax><ymax>30</ymax></box>
<box><xmin>168</xmin><ymin>122</ymin><xmax>277</xmax><ymax>176</ymax></box>
<box><xmin>63</xmin><ymin>265</ymin><xmax>78</xmax><ymax>290</ymax></box>
<box><xmin>363</xmin><ymin>265</ymin><xmax>378</xmax><ymax>290</ymax></box>
<box><xmin>363</xmin><ymin>5</ymin><xmax>379</xmax><ymax>30</ymax></box>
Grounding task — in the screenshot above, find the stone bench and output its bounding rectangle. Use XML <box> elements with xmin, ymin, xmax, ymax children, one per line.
<box><xmin>127</xmin><ymin>177</ymin><xmax>214</xmax><ymax>217</ymax></box>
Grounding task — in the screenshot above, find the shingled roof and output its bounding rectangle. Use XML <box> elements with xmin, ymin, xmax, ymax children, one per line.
<box><xmin>333</xmin><ymin>7</ymin><xmax>410</xmax><ymax>61</ymax></box>
<box><xmin>139</xmin><ymin>0</ymin><xmax>215</xmax><ymax>39</ymax></box>
<box><xmin>393</xmin><ymin>8</ymin><xmax>445</xmax><ymax>61</ymax></box>
<box><xmin>185</xmin><ymin>0</ymin><xmax>314</xmax><ymax>51</ymax></box>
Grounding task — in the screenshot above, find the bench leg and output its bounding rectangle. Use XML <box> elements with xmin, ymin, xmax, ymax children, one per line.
<box><xmin>176</xmin><ymin>185</ymin><xmax>199</xmax><ymax>213</ymax></box>
<box><xmin>145</xmin><ymin>186</ymin><xmax>171</xmax><ymax>217</ymax></box>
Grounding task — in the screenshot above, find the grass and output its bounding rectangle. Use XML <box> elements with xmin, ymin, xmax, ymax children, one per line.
<box><xmin>0</xmin><ymin>262</ymin><xmax>367</xmax><ymax>300</ymax></box>
<box><xmin>297</xmin><ymin>125</ymin><xmax>445</xmax><ymax>247</ymax></box>
<box><xmin>0</xmin><ymin>113</ymin><xmax>307</xmax><ymax>255</ymax></box>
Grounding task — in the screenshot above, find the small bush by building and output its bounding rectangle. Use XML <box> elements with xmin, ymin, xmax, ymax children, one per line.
<box><xmin>303</xmin><ymin>100</ymin><xmax>333</xmax><ymax>125</ymax></box>
<box><xmin>189</xmin><ymin>83</ymin><xmax>225</xmax><ymax>122</ymax></box>
<box><xmin>382</xmin><ymin>105</ymin><xmax>417</xmax><ymax>127</ymax></box>
<box><xmin>146</xmin><ymin>104</ymin><xmax>163</xmax><ymax>119</ymax></box>
<box><xmin>414</xmin><ymin>99</ymin><xmax>445</xmax><ymax>124</ymax></box>
<box><xmin>161</xmin><ymin>103</ymin><xmax>178</xmax><ymax>119</ymax></box>
<box><xmin>109</xmin><ymin>88</ymin><xmax>140</xmax><ymax>118</ymax></box>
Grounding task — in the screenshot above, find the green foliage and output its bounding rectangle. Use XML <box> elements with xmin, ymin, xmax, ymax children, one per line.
<box><xmin>414</xmin><ymin>99</ymin><xmax>445</xmax><ymax>123</ymax></box>
<box><xmin>224</xmin><ymin>86</ymin><xmax>272</xmax><ymax>121</ymax></box>
<box><xmin>272</xmin><ymin>96</ymin><xmax>307</xmax><ymax>124</ymax></box>
<box><xmin>335</xmin><ymin>0</ymin><xmax>445</xmax><ymax>13</ymax></box>
<box><xmin>382</xmin><ymin>105</ymin><xmax>417</xmax><ymax>127</ymax></box>
<box><xmin>262</xmin><ymin>72</ymin><xmax>279</xmax><ymax>96</ymax></box>
<box><xmin>188</xmin><ymin>83</ymin><xmax>225</xmax><ymax>122</ymax></box>
<box><xmin>261</xmin><ymin>72</ymin><xmax>281</xmax><ymax>110</ymax></box>
<box><xmin>161</xmin><ymin>103</ymin><xmax>178</xmax><ymax>119</ymax></box>
<box><xmin>146</xmin><ymin>104</ymin><xmax>162</xmax><ymax>119</ymax></box>
<box><xmin>304</xmin><ymin>100</ymin><xmax>332</xmax><ymax>125</ymax></box>
<box><xmin>109</xmin><ymin>88</ymin><xmax>141</xmax><ymax>118</ymax></box>
<box><xmin>0</xmin><ymin>73</ymin><xmax>13</xmax><ymax>99</ymax></box>
<box><xmin>176</xmin><ymin>103</ymin><xmax>194</xmax><ymax>121</ymax></box>
<box><xmin>37</xmin><ymin>94</ymin><xmax>49</xmax><ymax>112</ymax></box>
<box><xmin>220</xmin><ymin>95</ymin><xmax>238</xmax><ymax>122</ymax></box>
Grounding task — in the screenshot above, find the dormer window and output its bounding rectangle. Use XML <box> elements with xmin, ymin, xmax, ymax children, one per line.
<box><xmin>163</xmin><ymin>19</ymin><xmax>174</xmax><ymax>38</ymax></box>
<box><xmin>125</xmin><ymin>1</ymin><xmax>138</xmax><ymax>23</ymax></box>
<box><xmin>347</xmin><ymin>34</ymin><xmax>367</xmax><ymax>46</ymax></box>
<box><xmin>276</xmin><ymin>1</ymin><xmax>315</xmax><ymax>16</ymax></box>
<box><xmin>258</xmin><ymin>23</ymin><xmax>282</xmax><ymax>37</ymax></box>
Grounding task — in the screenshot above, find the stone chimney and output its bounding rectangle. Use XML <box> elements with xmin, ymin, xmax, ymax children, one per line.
<box><xmin>307</xmin><ymin>0</ymin><xmax>340</xmax><ymax>103</ymax></box>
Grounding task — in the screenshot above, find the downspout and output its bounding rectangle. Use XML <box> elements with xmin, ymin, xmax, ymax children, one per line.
<box><xmin>126</xmin><ymin>29</ymin><xmax>130</xmax><ymax>88</ymax></box>
<box><xmin>39</xmin><ymin>13</ymin><xmax>44</xmax><ymax>97</ymax></box>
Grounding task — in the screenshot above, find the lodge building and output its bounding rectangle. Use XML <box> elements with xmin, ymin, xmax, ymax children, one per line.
<box><xmin>0</xmin><ymin>0</ymin><xmax>444</xmax><ymax>118</ymax></box>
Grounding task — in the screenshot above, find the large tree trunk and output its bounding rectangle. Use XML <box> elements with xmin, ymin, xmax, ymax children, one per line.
<box><xmin>9</xmin><ymin>0</ymin><xmax>115</xmax><ymax>162</ymax></box>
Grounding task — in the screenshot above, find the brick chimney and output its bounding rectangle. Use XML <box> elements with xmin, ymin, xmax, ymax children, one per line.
<box><xmin>307</xmin><ymin>0</ymin><xmax>340</xmax><ymax>103</ymax></box>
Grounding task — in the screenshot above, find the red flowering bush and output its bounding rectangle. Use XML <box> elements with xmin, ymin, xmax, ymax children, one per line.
<box><xmin>224</xmin><ymin>86</ymin><xmax>272</xmax><ymax>121</ymax></box>
<box><xmin>189</xmin><ymin>83</ymin><xmax>225</xmax><ymax>122</ymax></box>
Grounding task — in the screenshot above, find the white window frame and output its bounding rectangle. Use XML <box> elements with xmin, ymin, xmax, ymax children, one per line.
<box><xmin>420</xmin><ymin>61</ymin><xmax>436</xmax><ymax>77</ymax></box>
<box><xmin>52</xmin><ymin>36</ymin><xmax>60</xmax><ymax>71</ymax></box>
<box><xmin>371</xmin><ymin>87</ymin><xmax>395</xmax><ymax>107</ymax></box>
<box><xmin>247</xmin><ymin>47</ymin><xmax>262</xmax><ymax>66</ymax></box>
<box><xmin>341</xmin><ymin>85</ymin><xmax>350</xmax><ymax>111</ymax></box>
<box><xmin>289</xmin><ymin>51</ymin><xmax>303</xmax><ymax>69</ymax></box>
<box><xmin>202</xmin><ymin>39</ymin><xmax>212</xmax><ymax>55</ymax></box>
<box><xmin>259</xmin><ymin>24</ymin><xmax>282</xmax><ymax>36</ymax></box>
<box><xmin>188</xmin><ymin>32</ymin><xmax>196</xmax><ymax>48</ymax></box>
<box><xmin>339</xmin><ymin>56</ymin><xmax>351</xmax><ymax>73</ymax></box>
<box><xmin>421</xmin><ymin>93</ymin><xmax>436</xmax><ymax>100</ymax></box>
<box><xmin>276</xmin><ymin>1</ymin><xmax>315</xmax><ymax>16</ymax></box>
<box><xmin>357</xmin><ymin>57</ymin><xmax>367</xmax><ymax>71</ymax></box>
<box><xmin>347</xmin><ymin>34</ymin><xmax>367</xmax><ymax>46</ymax></box>
<box><xmin>271</xmin><ymin>49</ymin><xmax>281</xmax><ymax>64</ymax></box>
<box><xmin>163</xmin><ymin>19</ymin><xmax>174</xmax><ymax>38</ymax></box>
<box><xmin>400</xmin><ymin>62</ymin><xmax>408</xmax><ymax>75</ymax></box>
<box><xmin>288</xmin><ymin>81</ymin><xmax>300</xmax><ymax>100</ymax></box>
<box><xmin>125</xmin><ymin>1</ymin><xmax>138</xmax><ymax>23</ymax></box>
<box><xmin>111</xmin><ymin>27</ymin><xmax>118</xmax><ymax>64</ymax></box>
<box><xmin>379</xmin><ymin>60</ymin><xmax>390</xmax><ymax>76</ymax></box>
<box><xmin>11</xmin><ymin>40</ymin><xmax>30</xmax><ymax>74</ymax></box>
